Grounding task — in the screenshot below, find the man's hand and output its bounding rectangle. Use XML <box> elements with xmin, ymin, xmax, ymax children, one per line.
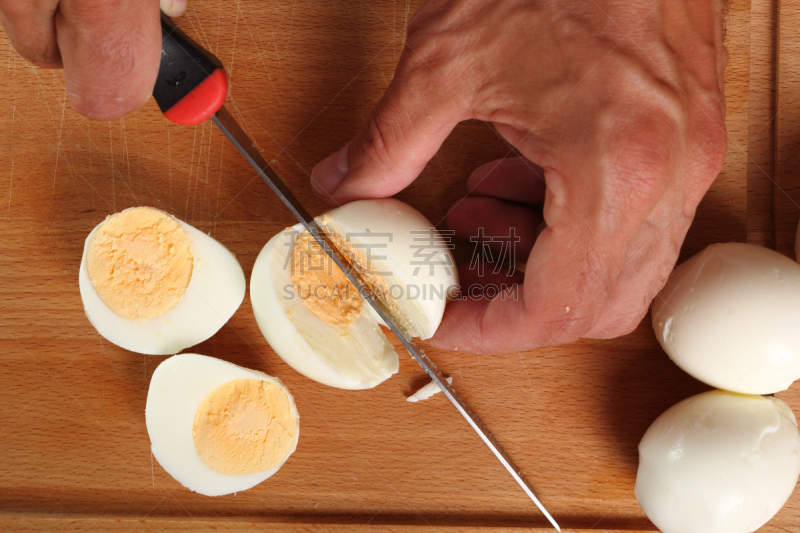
<box><xmin>0</xmin><ymin>0</ymin><xmax>185</xmax><ymax>120</ymax></box>
<box><xmin>310</xmin><ymin>0</ymin><xmax>728</xmax><ymax>354</ymax></box>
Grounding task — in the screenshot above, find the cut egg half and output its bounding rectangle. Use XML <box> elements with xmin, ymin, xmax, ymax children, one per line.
<box><xmin>79</xmin><ymin>207</ymin><xmax>246</xmax><ymax>355</ymax></box>
<box><xmin>250</xmin><ymin>199</ymin><xmax>459</xmax><ymax>390</ymax></box>
<box><xmin>146</xmin><ymin>353</ymin><xmax>300</xmax><ymax>496</ymax></box>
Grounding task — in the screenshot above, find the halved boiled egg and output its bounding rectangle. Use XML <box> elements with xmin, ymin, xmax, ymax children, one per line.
<box><xmin>79</xmin><ymin>207</ymin><xmax>245</xmax><ymax>355</ymax></box>
<box><xmin>146</xmin><ymin>353</ymin><xmax>299</xmax><ymax>496</ymax></box>
<box><xmin>250</xmin><ymin>199</ymin><xmax>459</xmax><ymax>390</ymax></box>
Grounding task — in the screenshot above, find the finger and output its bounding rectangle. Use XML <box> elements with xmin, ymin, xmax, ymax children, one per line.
<box><xmin>160</xmin><ymin>0</ymin><xmax>187</xmax><ymax>17</ymax></box>
<box><xmin>456</xmin><ymin>261</ymin><xmax>524</xmax><ymax>294</ymax></box>
<box><xmin>585</xmin><ymin>182</ymin><xmax>691</xmax><ymax>339</ymax></box>
<box><xmin>584</xmin><ymin>219</ymin><xmax>677</xmax><ymax>339</ymax></box>
<box><xmin>56</xmin><ymin>0</ymin><xmax>162</xmax><ymax>120</ymax></box>
<box><xmin>446</xmin><ymin>196</ymin><xmax>541</xmax><ymax>258</ymax></box>
<box><xmin>433</xmin><ymin>127</ymin><xmax>673</xmax><ymax>353</ymax></box>
<box><xmin>466</xmin><ymin>157</ymin><xmax>546</xmax><ymax>205</ymax></box>
<box><xmin>0</xmin><ymin>0</ymin><xmax>62</xmax><ymax>67</ymax></box>
<box><xmin>310</xmin><ymin>51</ymin><xmax>465</xmax><ymax>205</ymax></box>
<box><xmin>432</xmin><ymin>223</ymin><xmax>613</xmax><ymax>353</ymax></box>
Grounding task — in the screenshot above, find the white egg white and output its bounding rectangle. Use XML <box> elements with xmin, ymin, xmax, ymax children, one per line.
<box><xmin>635</xmin><ymin>390</ymin><xmax>800</xmax><ymax>533</ymax></box>
<box><xmin>250</xmin><ymin>226</ymin><xmax>398</xmax><ymax>389</ymax></box>
<box><xmin>652</xmin><ymin>242</ymin><xmax>800</xmax><ymax>394</ymax></box>
<box><xmin>145</xmin><ymin>353</ymin><xmax>300</xmax><ymax>497</ymax></box>
<box><xmin>79</xmin><ymin>210</ymin><xmax>246</xmax><ymax>355</ymax></box>
<box><xmin>250</xmin><ymin>199</ymin><xmax>458</xmax><ymax>390</ymax></box>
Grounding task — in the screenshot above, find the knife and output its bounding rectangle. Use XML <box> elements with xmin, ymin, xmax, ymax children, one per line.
<box><xmin>153</xmin><ymin>14</ymin><xmax>559</xmax><ymax>531</ymax></box>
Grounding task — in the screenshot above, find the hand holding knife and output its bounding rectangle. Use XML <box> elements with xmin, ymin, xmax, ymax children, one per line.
<box><xmin>152</xmin><ymin>14</ymin><xmax>559</xmax><ymax>531</ymax></box>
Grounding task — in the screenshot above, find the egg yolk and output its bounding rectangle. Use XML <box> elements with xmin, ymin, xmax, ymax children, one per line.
<box><xmin>290</xmin><ymin>231</ymin><xmax>362</xmax><ymax>328</ymax></box>
<box><xmin>87</xmin><ymin>207</ymin><xmax>193</xmax><ymax>321</ymax></box>
<box><xmin>192</xmin><ymin>379</ymin><xmax>298</xmax><ymax>476</ymax></box>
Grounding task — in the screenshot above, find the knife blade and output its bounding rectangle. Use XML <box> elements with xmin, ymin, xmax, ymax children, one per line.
<box><xmin>154</xmin><ymin>15</ymin><xmax>559</xmax><ymax>531</ymax></box>
<box><xmin>211</xmin><ymin>106</ymin><xmax>560</xmax><ymax>531</ymax></box>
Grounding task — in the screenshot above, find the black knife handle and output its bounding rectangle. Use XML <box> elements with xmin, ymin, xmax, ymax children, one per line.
<box><xmin>153</xmin><ymin>13</ymin><xmax>228</xmax><ymax>125</ymax></box>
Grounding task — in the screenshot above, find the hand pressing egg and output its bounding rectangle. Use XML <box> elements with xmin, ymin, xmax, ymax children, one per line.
<box><xmin>652</xmin><ymin>242</ymin><xmax>800</xmax><ymax>394</ymax></box>
<box><xmin>79</xmin><ymin>207</ymin><xmax>245</xmax><ymax>355</ymax></box>
<box><xmin>250</xmin><ymin>199</ymin><xmax>459</xmax><ymax>390</ymax></box>
<box><xmin>146</xmin><ymin>353</ymin><xmax>299</xmax><ymax>496</ymax></box>
<box><xmin>635</xmin><ymin>390</ymin><xmax>800</xmax><ymax>533</ymax></box>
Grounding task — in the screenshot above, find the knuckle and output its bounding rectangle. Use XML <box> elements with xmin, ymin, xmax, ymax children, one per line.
<box><xmin>12</xmin><ymin>39</ymin><xmax>62</xmax><ymax>68</ymax></box>
<box><xmin>401</xmin><ymin>9</ymin><xmax>473</xmax><ymax>111</ymax></box>
<box><xmin>68</xmin><ymin>25</ymin><xmax>156</xmax><ymax>119</ymax></box>
<box><xmin>541</xmin><ymin>308</ymin><xmax>594</xmax><ymax>344</ymax></box>
<box><xmin>597</xmin><ymin>107</ymin><xmax>679</xmax><ymax>221</ymax></box>
<box><xmin>690</xmin><ymin>116</ymin><xmax>727</xmax><ymax>185</ymax></box>
<box><xmin>535</xmin><ymin>246</ymin><xmax>610</xmax><ymax>344</ymax></box>
<box><xmin>357</xmin><ymin>110</ymin><xmax>401</xmax><ymax>170</ymax></box>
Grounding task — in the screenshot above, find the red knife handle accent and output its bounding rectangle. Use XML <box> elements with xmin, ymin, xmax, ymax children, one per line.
<box><xmin>154</xmin><ymin>13</ymin><xmax>228</xmax><ymax>125</ymax></box>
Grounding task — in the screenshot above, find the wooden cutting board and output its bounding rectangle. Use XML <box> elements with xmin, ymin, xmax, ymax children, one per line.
<box><xmin>0</xmin><ymin>0</ymin><xmax>797</xmax><ymax>531</ymax></box>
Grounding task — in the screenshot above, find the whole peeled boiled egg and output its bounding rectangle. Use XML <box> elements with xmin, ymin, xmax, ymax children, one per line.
<box><xmin>250</xmin><ymin>198</ymin><xmax>459</xmax><ymax>390</ymax></box>
<box><xmin>79</xmin><ymin>206</ymin><xmax>245</xmax><ymax>355</ymax></box>
<box><xmin>635</xmin><ymin>390</ymin><xmax>800</xmax><ymax>533</ymax></box>
<box><xmin>146</xmin><ymin>353</ymin><xmax>299</xmax><ymax>496</ymax></box>
<box><xmin>652</xmin><ymin>242</ymin><xmax>800</xmax><ymax>394</ymax></box>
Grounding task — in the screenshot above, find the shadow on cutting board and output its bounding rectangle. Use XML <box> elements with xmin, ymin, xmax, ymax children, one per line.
<box><xmin>601</xmin><ymin>316</ymin><xmax>712</xmax><ymax>472</ymax></box>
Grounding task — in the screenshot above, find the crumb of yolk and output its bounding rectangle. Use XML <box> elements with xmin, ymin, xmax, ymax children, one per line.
<box><xmin>193</xmin><ymin>379</ymin><xmax>298</xmax><ymax>475</ymax></box>
<box><xmin>87</xmin><ymin>206</ymin><xmax>193</xmax><ymax>321</ymax></box>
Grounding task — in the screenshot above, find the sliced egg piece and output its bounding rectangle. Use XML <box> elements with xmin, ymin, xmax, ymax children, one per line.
<box><xmin>635</xmin><ymin>390</ymin><xmax>800</xmax><ymax>533</ymax></box>
<box><xmin>79</xmin><ymin>206</ymin><xmax>245</xmax><ymax>355</ymax></box>
<box><xmin>146</xmin><ymin>353</ymin><xmax>300</xmax><ymax>496</ymax></box>
<box><xmin>250</xmin><ymin>198</ymin><xmax>459</xmax><ymax>390</ymax></box>
<box><xmin>652</xmin><ymin>242</ymin><xmax>800</xmax><ymax>394</ymax></box>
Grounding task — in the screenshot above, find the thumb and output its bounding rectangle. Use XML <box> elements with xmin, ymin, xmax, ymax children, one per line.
<box><xmin>311</xmin><ymin>68</ymin><xmax>464</xmax><ymax>205</ymax></box>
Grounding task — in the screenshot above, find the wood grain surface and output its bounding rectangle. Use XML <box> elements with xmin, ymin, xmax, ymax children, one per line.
<box><xmin>0</xmin><ymin>0</ymin><xmax>798</xmax><ymax>531</ymax></box>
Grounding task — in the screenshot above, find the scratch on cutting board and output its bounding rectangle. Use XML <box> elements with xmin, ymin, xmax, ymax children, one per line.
<box><xmin>517</xmin><ymin>351</ymin><xmax>539</xmax><ymax>400</ymax></box>
<box><xmin>27</xmin><ymin>66</ymin><xmax>59</xmax><ymax>129</ymax></box>
<box><xmin>167</xmin><ymin>126</ymin><xmax>173</xmax><ymax>213</ymax></box>
<box><xmin>215</xmin><ymin>0</ymin><xmax>223</xmax><ymax>53</ymax></box>
<box><xmin>187</xmin><ymin>10</ymin><xmax>212</xmax><ymax>52</ymax></box>
<box><xmin>404</xmin><ymin>0</ymin><xmax>412</xmax><ymax>38</ymax></box>
<box><xmin>8</xmin><ymin>101</ymin><xmax>15</xmax><ymax>209</ymax></box>
<box><xmin>241</xmin><ymin>9</ymin><xmax>285</xmax><ymax>114</ymax></box>
<box><xmin>213</xmin><ymin>123</ymin><xmax>226</xmax><ymax>235</ymax></box>
<box><xmin>191</xmin><ymin>122</ymin><xmax>206</xmax><ymax>221</ymax></box>
<box><xmin>8</xmin><ymin>97</ymin><xmax>17</xmax><ymax>210</ymax></box>
<box><xmin>286</xmin><ymin>0</ymin><xmax>296</xmax><ymax>48</ymax></box>
<box><xmin>52</xmin><ymin>96</ymin><xmax>67</xmax><ymax>194</ymax></box>
<box><xmin>186</xmin><ymin>126</ymin><xmax>199</xmax><ymax>218</ymax></box>
<box><xmin>204</xmin><ymin>124</ymin><xmax>213</xmax><ymax>222</ymax></box>
<box><xmin>271</xmin><ymin>30</ymin><xmax>280</xmax><ymax>63</ymax></box>
<box><xmin>6</xmin><ymin>53</ymin><xmax>17</xmax><ymax>210</ymax></box>
<box><xmin>228</xmin><ymin>0</ymin><xmax>240</xmax><ymax>77</ymax></box>
<box><xmin>121</xmin><ymin>117</ymin><xmax>131</xmax><ymax>192</ymax></box>
<box><xmin>120</xmin><ymin>117</ymin><xmax>141</xmax><ymax>205</ymax></box>
<box><xmin>109</xmin><ymin>122</ymin><xmax>116</xmax><ymax>209</ymax></box>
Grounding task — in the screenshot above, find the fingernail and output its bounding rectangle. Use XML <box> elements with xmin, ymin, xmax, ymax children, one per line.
<box><xmin>311</xmin><ymin>146</ymin><xmax>348</xmax><ymax>197</ymax></box>
<box><xmin>160</xmin><ymin>0</ymin><xmax>187</xmax><ymax>17</ymax></box>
